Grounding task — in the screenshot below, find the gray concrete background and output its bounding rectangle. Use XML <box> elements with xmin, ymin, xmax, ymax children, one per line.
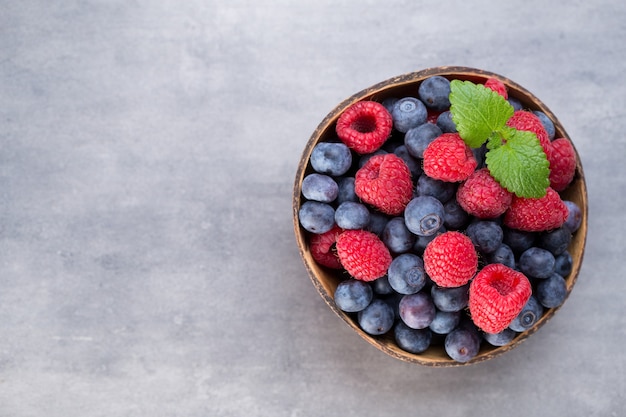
<box><xmin>1</xmin><ymin>1</ymin><xmax>624</xmax><ymax>416</ymax></box>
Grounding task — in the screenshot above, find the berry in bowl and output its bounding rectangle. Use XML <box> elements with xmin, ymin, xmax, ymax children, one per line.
<box><xmin>293</xmin><ymin>67</ymin><xmax>587</xmax><ymax>366</ymax></box>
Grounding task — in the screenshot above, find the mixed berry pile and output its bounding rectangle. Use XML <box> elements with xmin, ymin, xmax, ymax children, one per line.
<box><xmin>298</xmin><ymin>75</ymin><xmax>582</xmax><ymax>363</ymax></box>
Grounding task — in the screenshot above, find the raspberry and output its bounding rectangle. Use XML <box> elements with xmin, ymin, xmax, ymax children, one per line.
<box><xmin>422</xmin><ymin>133</ymin><xmax>477</xmax><ymax>182</ymax></box>
<box><xmin>309</xmin><ymin>225</ymin><xmax>343</xmax><ymax>269</ymax></box>
<box><xmin>548</xmin><ymin>138</ymin><xmax>577</xmax><ymax>191</ymax></box>
<box><xmin>423</xmin><ymin>231</ymin><xmax>478</xmax><ymax>288</ymax></box>
<box><xmin>506</xmin><ymin>110</ymin><xmax>553</xmax><ymax>161</ymax></box>
<box><xmin>504</xmin><ymin>187</ymin><xmax>568</xmax><ymax>232</ymax></box>
<box><xmin>468</xmin><ymin>263</ymin><xmax>532</xmax><ymax>334</ymax></box>
<box><xmin>456</xmin><ymin>168</ymin><xmax>513</xmax><ymax>219</ymax></box>
<box><xmin>484</xmin><ymin>77</ymin><xmax>508</xmax><ymax>99</ymax></box>
<box><xmin>335</xmin><ymin>230</ymin><xmax>392</xmax><ymax>281</ymax></box>
<box><xmin>336</xmin><ymin>101</ymin><xmax>393</xmax><ymax>154</ymax></box>
<box><xmin>354</xmin><ymin>153</ymin><xmax>413</xmax><ymax>216</ymax></box>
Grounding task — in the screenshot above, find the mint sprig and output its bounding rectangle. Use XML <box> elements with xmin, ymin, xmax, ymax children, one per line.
<box><xmin>449</xmin><ymin>80</ymin><xmax>549</xmax><ymax>198</ymax></box>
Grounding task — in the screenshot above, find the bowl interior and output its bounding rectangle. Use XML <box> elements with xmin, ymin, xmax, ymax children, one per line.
<box><xmin>293</xmin><ymin>66</ymin><xmax>588</xmax><ymax>366</ymax></box>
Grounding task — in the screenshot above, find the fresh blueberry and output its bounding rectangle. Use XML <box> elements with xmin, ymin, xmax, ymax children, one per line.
<box><xmin>509</xmin><ymin>296</ymin><xmax>544</xmax><ymax>332</ymax></box>
<box><xmin>443</xmin><ymin>199</ymin><xmax>470</xmax><ymax>230</ymax></box>
<box><xmin>391</xmin><ymin>97</ymin><xmax>428</xmax><ymax>133</ymax></box>
<box><xmin>429</xmin><ymin>310</ymin><xmax>461</xmax><ymax>335</ymax></box>
<box><xmin>393</xmin><ymin>144</ymin><xmax>422</xmax><ymax>178</ymax></box>
<box><xmin>404</xmin><ymin>196</ymin><xmax>445</xmax><ymax>237</ymax></box>
<box><xmin>334</xmin><ymin>279</ymin><xmax>373</xmax><ymax>313</ymax></box>
<box><xmin>430</xmin><ymin>283</ymin><xmax>469</xmax><ymax>312</ymax></box>
<box><xmin>399</xmin><ymin>292</ymin><xmax>436</xmax><ymax>329</ymax></box>
<box><xmin>381</xmin><ymin>97</ymin><xmax>399</xmax><ymax>114</ymax></box>
<box><xmin>416</xmin><ymin>174</ymin><xmax>456</xmax><ymax>203</ymax></box>
<box><xmin>388</xmin><ymin>253</ymin><xmax>426</xmax><ymax>295</ymax></box>
<box><xmin>483</xmin><ymin>328</ymin><xmax>517</xmax><ymax>346</ymax></box>
<box><xmin>413</xmin><ymin>225</ymin><xmax>446</xmax><ymax>254</ymax></box>
<box><xmin>301</xmin><ymin>173</ymin><xmax>338</xmax><ymax>203</ymax></box>
<box><xmin>358</xmin><ymin>149</ymin><xmax>388</xmax><ymax>168</ymax></box>
<box><xmin>487</xmin><ymin>243</ymin><xmax>516</xmax><ymax>269</ymax></box>
<box><xmin>382</xmin><ymin>217</ymin><xmax>417</xmax><ymax>254</ymax></box>
<box><xmin>503</xmin><ymin>227</ymin><xmax>536</xmax><ymax>254</ymax></box>
<box><xmin>563</xmin><ymin>200</ymin><xmax>583</xmax><ymax>233</ymax></box>
<box><xmin>555</xmin><ymin>251</ymin><xmax>573</xmax><ymax>277</ymax></box>
<box><xmin>404</xmin><ymin>123</ymin><xmax>443</xmax><ymax>159</ymax></box>
<box><xmin>366</xmin><ymin>211</ymin><xmax>389</xmax><ymax>237</ymax></box>
<box><xmin>336</xmin><ymin>176</ymin><xmax>358</xmax><ymax>204</ymax></box>
<box><xmin>444</xmin><ymin>327</ymin><xmax>481</xmax><ymax>363</ymax></box>
<box><xmin>418</xmin><ymin>76</ymin><xmax>451</xmax><ymax>111</ymax></box>
<box><xmin>335</xmin><ymin>201</ymin><xmax>370</xmax><ymax>230</ymax></box>
<box><xmin>298</xmin><ymin>201</ymin><xmax>335</xmax><ymax>234</ymax></box>
<box><xmin>533</xmin><ymin>111</ymin><xmax>556</xmax><ymax>140</ymax></box>
<box><xmin>536</xmin><ymin>273</ymin><xmax>568</xmax><ymax>308</ymax></box>
<box><xmin>357</xmin><ymin>298</ymin><xmax>395</xmax><ymax>335</ymax></box>
<box><xmin>472</xmin><ymin>143</ymin><xmax>488</xmax><ymax>169</ymax></box>
<box><xmin>538</xmin><ymin>226</ymin><xmax>572</xmax><ymax>256</ymax></box>
<box><xmin>519</xmin><ymin>247</ymin><xmax>556</xmax><ymax>279</ymax></box>
<box><xmin>466</xmin><ymin>221</ymin><xmax>504</xmax><ymax>254</ymax></box>
<box><xmin>508</xmin><ymin>97</ymin><xmax>523</xmax><ymax>111</ymax></box>
<box><xmin>371</xmin><ymin>276</ymin><xmax>395</xmax><ymax>296</ymax></box>
<box><xmin>394</xmin><ymin>321</ymin><xmax>432</xmax><ymax>354</ymax></box>
<box><xmin>310</xmin><ymin>142</ymin><xmax>353</xmax><ymax>176</ymax></box>
<box><xmin>436</xmin><ymin>111</ymin><xmax>457</xmax><ymax>133</ymax></box>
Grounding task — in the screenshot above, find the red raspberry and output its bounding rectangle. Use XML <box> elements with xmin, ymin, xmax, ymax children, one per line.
<box><xmin>456</xmin><ymin>168</ymin><xmax>513</xmax><ymax>219</ymax></box>
<box><xmin>506</xmin><ymin>110</ymin><xmax>553</xmax><ymax>161</ymax></box>
<box><xmin>335</xmin><ymin>230</ymin><xmax>392</xmax><ymax>281</ymax></box>
<box><xmin>422</xmin><ymin>133</ymin><xmax>478</xmax><ymax>182</ymax></box>
<box><xmin>484</xmin><ymin>77</ymin><xmax>508</xmax><ymax>99</ymax></box>
<box><xmin>354</xmin><ymin>153</ymin><xmax>413</xmax><ymax>216</ymax></box>
<box><xmin>548</xmin><ymin>138</ymin><xmax>577</xmax><ymax>192</ymax></box>
<box><xmin>504</xmin><ymin>187</ymin><xmax>568</xmax><ymax>232</ymax></box>
<box><xmin>468</xmin><ymin>263</ymin><xmax>532</xmax><ymax>334</ymax></box>
<box><xmin>335</xmin><ymin>101</ymin><xmax>393</xmax><ymax>154</ymax></box>
<box><xmin>423</xmin><ymin>231</ymin><xmax>478</xmax><ymax>288</ymax></box>
<box><xmin>309</xmin><ymin>225</ymin><xmax>343</xmax><ymax>269</ymax></box>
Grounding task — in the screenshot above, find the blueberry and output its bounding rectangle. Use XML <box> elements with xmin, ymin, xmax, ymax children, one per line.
<box><xmin>536</xmin><ymin>273</ymin><xmax>568</xmax><ymax>308</ymax></box>
<box><xmin>503</xmin><ymin>227</ymin><xmax>536</xmax><ymax>254</ymax></box>
<box><xmin>443</xmin><ymin>199</ymin><xmax>470</xmax><ymax>230</ymax></box>
<box><xmin>399</xmin><ymin>292</ymin><xmax>436</xmax><ymax>329</ymax></box>
<box><xmin>563</xmin><ymin>200</ymin><xmax>583</xmax><ymax>233</ymax></box>
<box><xmin>538</xmin><ymin>226</ymin><xmax>572</xmax><ymax>256</ymax></box>
<box><xmin>483</xmin><ymin>328</ymin><xmax>517</xmax><ymax>346</ymax></box>
<box><xmin>381</xmin><ymin>97</ymin><xmax>399</xmax><ymax>114</ymax></box>
<box><xmin>301</xmin><ymin>173</ymin><xmax>338</xmax><ymax>203</ymax></box>
<box><xmin>404</xmin><ymin>123</ymin><xmax>443</xmax><ymax>159</ymax></box>
<box><xmin>336</xmin><ymin>177</ymin><xmax>358</xmax><ymax>204</ymax></box>
<box><xmin>404</xmin><ymin>196</ymin><xmax>445</xmax><ymax>236</ymax></box>
<box><xmin>416</xmin><ymin>174</ymin><xmax>456</xmax><ymax>203</ymax></box>
<box><xmin>466</xmin><ymin>221</ymin><xmax>504</xmax><ymax>254</ymax></box>
<box><xmin>430</xmin><ymin>283</ymin><xmax>469</xmax><ymax>312</ymax></box>
<box><xmin>509</xmin><ymin>296</ymin><xmax>544</xmax><ymax>332</ymax></box>
<box><xmin>472</xmin><ymin>143</ymin><xmax>488</xmax><ymax>169</ymax></box>
<box><xmin>391</xmin><ymin>97</ymin><xmax>428</xmax><ymax>133</ymax></box>
<box><xmin>394</xmin><ymin>321</ymin><xmax>432</xmax><ymax>354</ymax></box>
<box><xmin>358</xmin><ymin>149</ymin><xmax>388</xmax><ymax>168</ymax></box>
<box><xmin>487</xmin><ymin>243</ymin><xmax>516</xmax><ymax>269</ymax></box>
<box><xmin>298</xmin><ymin>201</ymin><xmax>335</xmax><ymax>234</ymax></box>
<box><xmin>366</xmin><ymin>211</ymin><xmax>389</xmax><ymax>237</ymax></box>
<box><xmin>533</xmin><ymin>111</ymin><xmax>556</xmax><ymax>141</ymax></box>
<box><xmin>555</xmin><ymin>251</ymin><xmax>573</xmax><ymax>277</ymax></box>
<box><xmin>418</xmin><ymin>76</ymin><xmax>451</xmax><ymax>111</ymax></box>
<box><xmin>388</xmin><ymin>253</ymin><xmax>426</xmax><ymax>295</ymax></box>
<box><xmin>358</xmin><ymin>298</ymin><xmax>395</xmax><ymax>335</ymax></box>
<box><xmin>444</xmin><ymin>328</ymin><xmax>481</xmax><ymax>363</ymax></box>
<box><xmin>334</xmin><ymin>279</ymin><xmax>373</xmax><ymax>312</ymax></box>
<box><xmin>508</xmin><ymin>97</ymin><xmax>523</xmax><ymax>111</ymax></box>
<box><xmin>382</xmin><ymin>217</ymin><xmax>416</xmax><ymax>254</ymax></box>
<box><xmin>429</xmin><ymin>310</ymin><xmax>461</xmax><ymax>335</ymax></box>
<box><xmin>310</xmin><ymin>142</ymin><xmax>353</xmax><ymax>176</ymax></box>
<box><xmin>371</xmin><ymin>275</ymin><xmax>395</xmax><ymax>296</ymax></box>
<box><xmin>519</xmin><ymin>247</ymin><xmax>556</xmax><ymax>279</ymax></box>
<box><xmin>413</xmin><ymin>225</ymin><xmax>446</xmax><ymax>254</ymax></box>
<box><xmin>335</xmin><ymin>201</ymin><xmax>370</xmax><ymax>230</ymax></box>
<box><xmin>393</xmin><ymin>145</ymin><xmax>422</xmax><ymax>178</ymax></box>
<box><xmin>436</xmin><ymin>110</ymin><xmax>457</xmax><ymax>133</ymax></box>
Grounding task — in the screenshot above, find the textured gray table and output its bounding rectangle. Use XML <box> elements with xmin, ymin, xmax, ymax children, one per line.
<box><xmin>1</xmin><ymin>1</ymin><xmax>624</xmax><ymax>416</ymax></box>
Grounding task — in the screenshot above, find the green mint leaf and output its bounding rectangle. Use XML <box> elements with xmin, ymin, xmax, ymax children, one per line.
<box><xmin>449</xmin><ymin>80</ymin><xmax>515</xmax><ymax>148</ymax></box>
<box><xmin>485</xmin><ymin>127</ymin><xmax>550</xmax><ymax>198</ymax></box>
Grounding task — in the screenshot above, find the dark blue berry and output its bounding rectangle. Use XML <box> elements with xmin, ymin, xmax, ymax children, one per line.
<box><xmin>487</xmin><ymin>243</ymin><xmax>516</xmax><ymax>269</ymax></box>
<box><xmin>334</xmin><ymin>279</ymin><xmax>373</xmax><ymax>313</ymax></box>
<box><xmin>536</xmin><ymin>273</ymin><xmax>568</xmax><ymax>308</ymax></box>
<box><xmin>429</xmin><ymin>310</ymin><xmax>461</xmax><ymax>335</ymax></box>
<box><xmin>301</xmin><ymin>173</ymin><xmax>338</xmax><ymax>203</ymax></box>
<box><xmin>466</xmin><ymin>221</ymin><xmax>504</xmax><ymax>254</ymax></box>
<box><xmin>555</xmin><ymin>251</ymin><xmax>573</xmax><ymax>277</ymax></box>
<box><xmin>538</xmin><ymin>226</ymin><xmax>572</xmax><ymax>256</ymax></box>
<box><xmin>404</xmin><ymin>196</ymin><xmax>445</xmax><ymax>237</ymax></box>
<box><xmin>399</xmin><ymin>292</ymin><xmax>436</xmax><ymax>329</ymax></box>
<box><xmin>413</xmin><ymin>225</ymin><xmax>446</xmax><ymax>254</ymax></box>
<box><xmin>371</xmin><ymin>276</ymin><xmax>395</xmax><ymax>296</ymax></box>
<box><xmin>436</xmin><ymin>111</ymin><xmax>457</xmax><ymax>133</ymax></box>
<box><xmin>519</xmin><ymin>247</ymin><xmax>556</xmax><ymax>279</ymax></box>
<box><xmin>508</xmin><ymin>97</ymin><xmax>523</xmax><ymax>111</ymax></box>
<box><xmin>388</xmin><ymin>253</ymin><xmax>426</xmax><ymax>295</ymax></box>
<box><xmin>418</xmin><ymin>76</ymin><xmax>451</xmax><ymax>111</ymax></box>
<box><xmin>404</xmin><ymin>123</ymin><xmax>443</xmax><ymax>158</ymax></box>
<box><xmin>472</xmin><ymin>143</ymin><xmax>488</xmax><ymax>169</ymax></box>
<box><xmin>533</xmin><ymin>111</ymin><xmax>556</xmax><ymax>140</ymax></box>
<box><xmin>310</xmin><ymin>142</ymin><xmax>353</xmax><ymax>176</ymax></box>
<box><xmin>366</xmin><ymin>211</ymin><xmax>389</xmax><ymax>237</ymax></box>
<box><xmin>430</xmin><ymin>283</ymin><xmax>469</xmax><ymax>312</ymax></box>
<box><xmin>444</xmin><ymin>328</ymin><xmax>481</xmax><ymax>363</ymax></box>
<box><xmin>393</xmin><ymin>145</ymin><xmax>422</xmax><ymax>178</ymax></box>
<box><xmin>358</xmin><ymin>149</ymin><xmax>388</xmax><ymax>168</ymax></box>
<box><xmin>483</xmin><ymin>328</ymin><xmax>517</xmax><ymax>346</ymax></box>
<box><xmin>444</xmin><ymin>199</ymin><xmax>470</xmax><ymax>230</ymax></box>
<box><xmin>563</xmin><ymin>200</ymin><xmax>583</xmax><ymax>233</ymax></box>
<box><xmin>503</xmin><ymin>227</ymin><xmax>536</xmax><ymax>254</ymax></box>
<box><xmin>382</xmin><ymin>217</ymin><xmax>416</xmax><ymax>254</ymax></box>
<box><xmin>416</xmin><ymin>174</ymin><xmax>456</xmax><ymax>203</ymax></box>
<box><xmin>336</xmin><ymin>176</ymin><xmax>358</xmax><ymax>204</ymax></box>
<box><xmin>381</xmin><ymin>97</ymin><xmax>399</xmax><ymax>114</ymax></box>
<box><xmin>358</xmin><ymin>298</ymin><xmax>395</xmax><ymax>335</ymax></box>
<box><xmin>394</xmin><ymin>321</ymin><xmax>432</xmax><ymax>354</ymax></box>
<box><xmin>391</xmin><ymin>97</ymin><xmax>428</xmax><ymax>133</ymax></box>
<box><xmin>509</xmin><ymin>296</ymin><xmax>544</xmax><ymax>332</ymax></box>
<box><xmin>298</xmin><ymin>201</ymin><xmax>335</xmax><ymax>234</ymax></box>
<box><xmin>334</xmin><ymin>201</ymin><xmax>370</xmax><ymax>230</ymax></box>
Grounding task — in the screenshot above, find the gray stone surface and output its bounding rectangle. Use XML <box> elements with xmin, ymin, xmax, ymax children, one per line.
<box><xmin>1</xmin><ymin>1</ymin><xmax>624</xmax><ymax>416</ymax></box>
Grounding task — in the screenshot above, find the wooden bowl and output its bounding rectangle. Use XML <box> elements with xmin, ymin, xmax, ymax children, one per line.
<box><xmin>292</xmin><ymin>66</ymin><xmax>587</xmax><ymax>366</ymax></box>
